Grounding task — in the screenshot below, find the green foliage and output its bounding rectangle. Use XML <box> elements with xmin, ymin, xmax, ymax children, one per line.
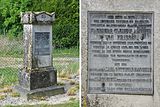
<box><xmin>0</xmin><ymin>0</ymin><xmax>79</xmax><ymax>48</ymax></box>
<box><xmin>0</xmin><ymin>0</ymin><xmax>31</xmax><ymax>39</ymax></box>
<box><xmin>0</xmin><ymin>67</ymin><xmax>18</xmax><ymax>88</ymax></box>
<box><xmin>52</xmin><ymin>0</ymin><xmax>79</xmax><ymax>48</ymax></box>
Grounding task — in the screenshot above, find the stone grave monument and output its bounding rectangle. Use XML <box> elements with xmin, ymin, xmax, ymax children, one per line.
<box><xmin>15</xmin><ymin>11</ymin><xmax>64</xmax><ymax>100</ymax></box>
<box><xmin>81</xmin><ymin>0</ymin><xmax>160</xmax><ymax>107</ymax></box>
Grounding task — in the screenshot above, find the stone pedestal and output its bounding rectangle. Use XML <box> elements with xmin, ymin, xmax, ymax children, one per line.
<box><xmin>15</xmin><ymin>84</ymin><xmax>64</xmax><ymax>100</ymax></box>
<box><xmin>14</xmin><ymin>12</ymin><xmax>64</xmax><ymax>100</ymax></box>
<box><xmin>18</xmin><ymin>67</ymin><xmax>57</xmax><ymax>90</ymax></box>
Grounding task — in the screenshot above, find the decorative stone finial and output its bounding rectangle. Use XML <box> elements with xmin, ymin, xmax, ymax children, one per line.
<box><xmin>21</xmin><ymin>11</ymin><xmax>55</xmax><ymax>24</ymax></box>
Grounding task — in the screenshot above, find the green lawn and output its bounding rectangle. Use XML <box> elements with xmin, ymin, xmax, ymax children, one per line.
<box><xmin>0</xmin><ymin>42</ymin><xmax>79</xmax><ymax>58</ymax></box>
<box><xmin>4</xmin><ymin>101</ymin><xmax>79</xmax><ymax>107</ymax></box>
<box><xmin>53</xmin><ymin>47</ymin><xmax>79</xmax><ymax>58</ymax></box>
<box><xmin>0</xmin><ymin>67</ymin><xmax>18</xmax><ymax>88</ymax></box>
<box><xmin>0</xmin><ymin>37</ymin><xmax>79</xmax><ymax>58</ymax></box>
<box><xmin>0</xmin><ymin>61</ymin><xmax>79</xmax><ymax>88</ymax></box>
<box><xmin>54</xmin><ymin>61</ymin><xmax>79</xmax><ymax>78</ymax></box>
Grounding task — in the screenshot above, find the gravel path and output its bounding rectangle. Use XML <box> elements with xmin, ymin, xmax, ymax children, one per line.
<box><xmin>0</xmin><ymin>93</ymin><xmax>78</xmax><ymax>106</ymax></box>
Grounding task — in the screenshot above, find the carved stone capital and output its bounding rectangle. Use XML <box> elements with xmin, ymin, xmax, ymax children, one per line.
<box><xmin>21</xmin><ymin>11</ymin><xmax>55</xmax><ymax>24</ymax></box>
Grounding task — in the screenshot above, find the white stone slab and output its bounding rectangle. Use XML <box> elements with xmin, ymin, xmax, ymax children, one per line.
<box><xmin>88</xmin><ymin>12</ymin><xmax>153</xmax><ymax>94</ymax></box>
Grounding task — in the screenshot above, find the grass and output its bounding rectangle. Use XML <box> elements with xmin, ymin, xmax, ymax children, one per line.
<box><xmin>0</xmin><ymin>46</ymin><xmax>79</xmax><ymax>58</ymax></box>
<box><xmin>69</xmin><ymin>80</ymin><xmax>77</xmax><ymax>85</ymax></box>
<box><xmin>53</xmin><ymin>47</ymin><xmax>79</xmax><ymax>58</ymax></box>
<box><xmin>0</xmin><ymin>61</ymin><xmax>79</xmax><ymax>88</ymax></box>
<box><xmin>67</xmin><ymin>85</ymin><xmax>79</xmax><ymax>96</ymax></box>
<box><xmin>55</xmin><ymin>62</ymin><xmax>79</xmax><ymax>78</ymax></box>
<box><xmin>0</xmin><ymin>37</ymin><xmax>79</xmax><ymax>58</ymax></box>
<box><xmin>4</xmin><ymin>100</ymin><xmax>79</xmax><ymax>107</ymax></box>
<box><xmin>10</xmin><ymin>92</ymin><xmax>20</xmax><ymax>97</ymax></box>
<box><xmin>0</xmin><ymin>37</ymin><xmax>23</xmax><ymax>58</ymax></box>
<box><xmin>0</xmin><ymin>86</ymin><xmax>12</xmax><ymax>93</ymax></box>
<box><xmin>0</xmin><ymin>67</ymin><xmax>18</xmax><ymax>88</ymax></box>
<box><xmin>0</xmin><ymin>94</ymin><xmax>6</xmax><ymax>100</ymax></box>
<box><xmin>57</xmin><ymin>81</ymin><xmax>65</xmax><ymax>86</ymax></box>
<box><xmin>0</xmin><ymin>47</ymin><xmax>79</xmax><ymax>58</ymax></box>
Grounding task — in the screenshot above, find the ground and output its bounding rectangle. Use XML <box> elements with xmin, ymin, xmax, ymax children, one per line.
<box><xmin>0</xmin><ymin>77</ymin><xmax>79</xmax><ymax>107</ymax></box>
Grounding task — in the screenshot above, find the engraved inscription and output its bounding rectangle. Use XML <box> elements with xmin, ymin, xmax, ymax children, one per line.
<box><xmin>88</xmin><ymin>12</ymin><xmax>153</xmax><ymax>94</ymax></box>
<box><xmin>35</xmin><ymin>32</ymin><xmax>50</xmax><ymax>55</ymax></box>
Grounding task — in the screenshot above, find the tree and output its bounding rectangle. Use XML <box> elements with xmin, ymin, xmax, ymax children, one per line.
<box><xmin>0</xmin><ymin>0</ymin><xmax>79</xmax><ymax>48</ymax></box>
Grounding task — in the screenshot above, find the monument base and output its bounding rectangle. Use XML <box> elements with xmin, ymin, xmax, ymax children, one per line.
<box><xmin>14</xmin><ymin>85</ymin><xmax>65</xmax><ymax>100</ymax></box>
<box><xmin>15</xmin><ymin>67</ymin><xmax>65</xmax><ymax>100</ymax></box>
<box><xmin>18</xmin><ymin>67</ymin><xmax>57</xmax><ymax>90</ymax></box>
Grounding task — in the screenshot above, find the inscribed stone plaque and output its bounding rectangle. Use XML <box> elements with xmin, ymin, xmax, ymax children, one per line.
<box><xmin>35</xmin><ymin>32</ymin><xmax>50</xmax><ymax>55</ymax></box>
<box><xmin>88</xmin><ymin>11</ymin><xmax>153</xmax><ymax>94</ymax></box>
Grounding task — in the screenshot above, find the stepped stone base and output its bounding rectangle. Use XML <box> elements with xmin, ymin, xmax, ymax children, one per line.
<box><xmin>18</xmin><ymin>67</ymin><xmax>57</xmax><ymax>90</ymax></box>
<box><xmin>14</xmin><ymin>85</ymin><xmax>65</xmax><ymax>100</ymax></box>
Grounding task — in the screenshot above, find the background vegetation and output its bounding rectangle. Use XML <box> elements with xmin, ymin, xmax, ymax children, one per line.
<box><xmin>0</xmin><ymin>0</ymin><xmax>79</xmax><ymax>48</ymax></box>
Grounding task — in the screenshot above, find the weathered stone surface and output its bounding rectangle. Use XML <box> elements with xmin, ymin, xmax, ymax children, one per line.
<box><xmin>81</xmin><ymin>0</ymin><xmax>160</xmax><ymax>107</ymax></box>
<box><xmin>18</xmin><ymin>67</ymin><xmax>57</xmax><ymax>90</ymax></box>
<box><xmin>87</xmin><ymin>12</ymin><xmax>153</xmax><ymax>95</ymax></box>
<box><xmin>23</xmin><ymin>24</ymin><xmax>32</xmax><ymax>70</ymax></box>
<box><xmin>23</xmin><ymin>24</ymin><xmax>53</xmax><ymax>69</ymax></box>
<box><xmin>15</xmin><ymin>11</ymin><xmax>64</xmax><ymax>100</ymax></box>
<box><xmin>34</xmin><ymin>32</ymin><xmax>50</xmax><ymax>55</ymax></box>
<box><xmin>14</xmin><ymin>85</ymin><xmax>64</xmax><ymax>100</ymax></box>
<box><xmin>21</xmin><ymin>12</ymin><xmax>55</xmax><ymax>24</ymax></box>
